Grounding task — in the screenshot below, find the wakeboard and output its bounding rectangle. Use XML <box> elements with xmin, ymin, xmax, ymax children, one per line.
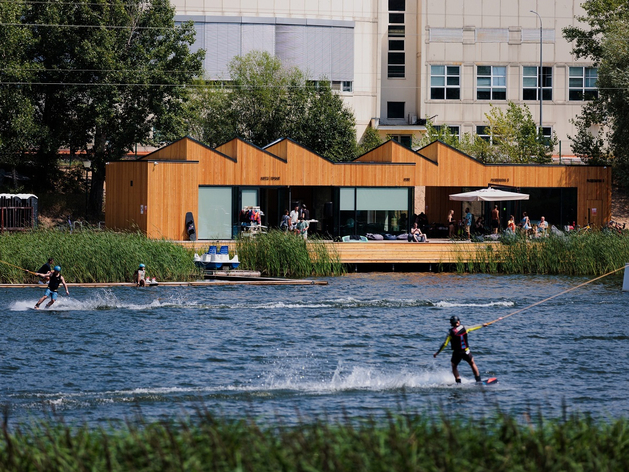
<box><xmin>482</xmin><ymin>377</ymin><xmax>498</xmax><ymax>385</ymax></box>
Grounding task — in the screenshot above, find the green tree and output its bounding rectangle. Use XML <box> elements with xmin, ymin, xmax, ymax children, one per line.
<box><xmin>479</xmin><ymin>102</ymin><xmax>555</xmax><ymax>164</ymax></box>
<box><xmin>415</xmin><ymin>103</ymin><xmax>555</xmax><ymax>164</ymax></box>
<box><xmin>195</xmin><ymin>51</ymin><xmax>358</xmax><ymax>161</ymax></box>
<box><xmin>24</xmin><ymin>0</ymin><xmax>204</xmax><ymax>215</ymax></box>
<box><xmin>563</xmin><ymin>0</ymin><xmax>629</xmax><ymax>184</ymax></box>
<box><xmin>357</xmin><ymin>126</ymin><xmax>386</xmax><ymax>155</ymax></box>
<box><xmin>0</xmin><ymin>1</ymin><xmax>39</xmax><ymax>185</ymax></box>
<box><xmin>415</xmin><ymin>120</ymin><xmax>461</xmax><ymax>149</ymax></box>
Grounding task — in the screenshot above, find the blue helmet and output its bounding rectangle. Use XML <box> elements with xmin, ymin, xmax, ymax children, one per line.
<box><xmin>54</xmin><ymin>265</ymin><xmax>61</xmax><ymax>272</ymax></box>
<box><xmin>139</xmin><ymin>263</ymin><xmax>145</xmax><ymax>268</ymax></box>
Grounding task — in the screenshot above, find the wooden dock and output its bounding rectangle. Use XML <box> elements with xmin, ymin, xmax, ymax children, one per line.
<box><xmin>180</xmin><ymin>239</ymin><xmax>501</xmax><ymax>265</ymax></box>
<box><xmin>0</xmin><ymin>279</ymin><xmax>327</xmax><ymax>289</ymax></box>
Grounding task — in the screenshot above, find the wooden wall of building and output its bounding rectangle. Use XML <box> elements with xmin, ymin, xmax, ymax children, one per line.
<box><xmin>108</xmin><ymin>137</ymin><xmax>612</xmax><ymax>237</ymax></box>
<box><xmin>105</xmin><ymin>161</ymin><xmax>149</xmax><ymax>233</ymax></box>
<box><xmin>146</xmin><ymin>162</ymin><xmax>199</xmax><ymax>240</ymax></box>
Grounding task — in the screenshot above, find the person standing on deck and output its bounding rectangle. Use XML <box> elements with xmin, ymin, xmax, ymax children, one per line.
<box><xmin>34</xmin><ymin>266</ymin><xmax>69</xmax><ymax>309</ymax></box>
<box><xmin>463</xmin><ymin>208</ymin><xmax>473</xmax><ymax>239</ymax></box>
<box><xmin>491</xmin><ymin>205</ymin><xmax>500</xmax><ymax>234</ymax></box>
<box><xmin>434</xmin><ymin>315</ymin><xmax>487</xmax><ymax>383</ymax></box>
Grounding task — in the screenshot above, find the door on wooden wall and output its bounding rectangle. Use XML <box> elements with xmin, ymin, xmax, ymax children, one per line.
<box><xmin>587</xmin><ymin>199</ymin><xmax>602</xmax><ymax>226</ymax></box>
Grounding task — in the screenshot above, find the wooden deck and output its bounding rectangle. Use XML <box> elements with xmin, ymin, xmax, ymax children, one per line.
<box><xmin>179</xmin><ymin>239</ymin><xmax>501</xmax><ymax>265</ymax></box>
<box><xmin>1</xmin><ymin>279</ymin><xmax>328</xmax><ymax>288</ymax></box>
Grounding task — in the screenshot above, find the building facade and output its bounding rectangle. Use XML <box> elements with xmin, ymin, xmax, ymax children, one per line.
<box><xmin>172</xmin><ymin>0</ymin><xmax>595</xmax><ymax>154</ymax></box>
<box><xmin>105</xmin><ymin>137</ymin><xmax>610</xmax><ymax>240</ymax></box>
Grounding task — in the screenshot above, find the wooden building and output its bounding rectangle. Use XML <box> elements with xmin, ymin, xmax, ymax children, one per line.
<box><xmin>105</xmin><ymin>137</ymin><xmax>611</xmax><ymax>240</ymax></box>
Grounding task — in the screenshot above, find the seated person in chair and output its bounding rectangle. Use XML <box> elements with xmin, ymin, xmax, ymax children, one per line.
<box><xmin>409</xmin><ymin>222</ymin><xmax>428</xmax><ymax>242</ymax></box>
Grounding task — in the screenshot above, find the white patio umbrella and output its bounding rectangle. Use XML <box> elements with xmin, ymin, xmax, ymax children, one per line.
<box><xmin>449</xmin><ymin>187</ymin><xmax>529</xmax><ymax>202</ymax></box>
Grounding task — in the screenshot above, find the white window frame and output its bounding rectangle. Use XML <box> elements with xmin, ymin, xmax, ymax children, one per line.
<box><xmin>523</xmin><ymin>66</ymin><xmax>553</xmax><ymax>101</ymax></box>
<box><xmin>430</xmin><ymin>65</ymin><xmax>461</xmax><ymax>100</ymax></box>
<box><xmin>477</xmin><ymin>66</ymin><xmax>506</xmax><ymax>100</ymax></box>
<box><xmin>569</xmin><ymin>67</ymin><xmax>598</xmax><ymax>101</ymax></box>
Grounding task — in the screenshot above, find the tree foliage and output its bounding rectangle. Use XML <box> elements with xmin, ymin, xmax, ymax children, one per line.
<box><xmin>563</xmin><ymin>0</ymin><xmax>629</xmax><ymax>184</ymax></box>
<box><xmin>416</xmin><ymin>102</ymin><xmax>555</xmax><ymax>164</ymax></box>
<box><xmin>357</xmin><ymin>127</ymin><xmax>386</xmax><ymax>156</ymax></box>
<box><xmin>0</xmin><ymin>0</ymin><xmax>204</xmax><ymax>214</ymax></box>
<box><xmin>194</xmin><ymin>51</ymin><xmax>358</xmax><ymax>161</ymax></box>
<box><xmin>0</xmin><ymin>2</ymin><xmax>39</xmax><ymax>175</ymax></box>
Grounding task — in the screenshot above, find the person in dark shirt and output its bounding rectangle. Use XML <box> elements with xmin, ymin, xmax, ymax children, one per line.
<box><xmin>34</xmin><ymin>265</ymin><xmax>69</xmax><ymax>309</ymax></box>
<box><xmin>434</xmin><ymin>315</ymin><xmax>487</xmax><ymax>383</ymax></box>
<box><xmin>36</xmin><ymin>257</ymin><xmax>54</xmax><ymax>284</ymax></box>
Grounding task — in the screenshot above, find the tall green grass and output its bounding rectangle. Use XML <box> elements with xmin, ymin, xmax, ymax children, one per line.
<box><xmin>236</xmin><ymin>230</ymin><xmax>345</xmax><ymax>278</ymax></box>
<box><xmin>1</xmin><ymin>411</ymin><xmax>628</xmax><ymax>471</ymax></box>
<box><xmin>461</xmin><ymin>230</ymin><xmax>629</xmax><ymax>276</ymax></box>
<box><xmin>0</xmin><ymin>228</ymin><xmax>201</xmax><ymax>283</ymax></box>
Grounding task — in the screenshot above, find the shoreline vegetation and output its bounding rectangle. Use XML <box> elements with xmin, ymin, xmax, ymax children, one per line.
<box><xmin>0</xmin><ymin>229</ymin><xmax>202</xmax><ymax>284</ymax></box>
<box><xmin>456</xmin><ymin>230</ymin><xmax>629</xmax><ymax>276</ymax></box>
<box><xmin>0</xmin><ymin>411</ymin><xmax>627</xmax><ymax>471</ymax></box>
<box><xmin>0</xmin><ymin>228</ymin><xmax>628</xmax><ymax>283</ymax></box>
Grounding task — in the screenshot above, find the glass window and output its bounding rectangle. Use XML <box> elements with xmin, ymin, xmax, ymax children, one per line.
<box><xmin>523</xmin><ymin>66</ymin><xmax>552</xmax><ymax>101</ymax></box>
<box><xmin>389</xmin><ymin>0</ymin><xmax>405</xmax><ymax>11</ymax></box>
<box><xmin>569</xmin><ymin>67</ymin><xmax>598</xmax><ymax>101</ymax></box>
<box><xmin>477</xmin><ymin>66</ymin><xmax>506</xmax><ymax>100</ymax></box>
<box><xmin>389</xmin><ymin>39</ymin><xmax>404</xmax><ymax>50</ymax></box>
<box><xmin>241</xmin><ymin>189</ymin><xmax>258</xmax><ymax>208</ymax></box>
<box><xmin>538</xmin><ymin>126</ymin><xmax>553</xmax><ymax>145</ymax></box>
<box><xmin>431</xmin><ymin>65</ymin><xmax>460</xmax><ymax>100</ymax></box>
<box><xmin>434</xmin><ymin>125</ymin><xmax>460</xmax><ymax>139</ymax></box>
<box><xmin>357</xmin><ymin>188</ymin><xmax>408</xmax><ymax>211</ymax></box>
<box><xmin>390</xmin><ymin>135</ymin><xmax>412</xmax><ymax>148</ymax></box>
<box><xmin>388</xmin><ymin>52</ymin><xmax>405</xmax><ymax>65</ymax></box>
<box><xmin>388</xmin><ymin>66</ymin><xmax>405</xmax><ymax>78</ymax></box>
<box><xmin>387</xmin><ymin>102</ymin><xmax>405</xmax><ymax>119</ymax></box>
<box><xmin>476</xmin><ymin>125</ymin><xmax>492</xmax><ymax>143</ymax></box>
<box><xmin>198</xmin><ymin>187</ymin><xmax>232</xmax><ymax>240</ymax></box>
<box><xmin>340</xmin><ymin>188</ymin><xmax>355</xmax><ymax>211</ymax></box>
<box><xmin>389</xmin><ymin>13</ymin><xmax>404</xmax><ymax>23</ymax></box>
<box><xmin>342</xmin><ymin>81</ymin><xmax>353</xmax><ymax>92</ymax></box>
<box><xmin>388</xmin><ymin>25</ymin><xmax>405</xmax><ymax>37</ymax></box>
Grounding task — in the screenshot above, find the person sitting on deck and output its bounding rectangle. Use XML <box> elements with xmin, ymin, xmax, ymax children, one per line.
<box><xmin>134</xmin><ymin>263</ymin><xmax>147</xmax><ymax>287</ymax></box>
<box><xmin>409</xmin><ymin>222</ymin><xmax>428</xmax><ymax>242</ymax></box>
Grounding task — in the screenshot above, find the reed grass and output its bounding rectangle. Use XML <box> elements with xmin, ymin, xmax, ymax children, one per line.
<box><xmin>0</xmin><ymin>228</ymin><xmax>201</xmax><ymax>283</ymax></box>
<box><xmin>236</xmin><ymin>230</ymin><xmax>345</xmax><ymax>278</ymax></box>
<box><xmin>463</xmin><ymin>230</ymin><xmax>629</xmax><ymax>276</ymax></box>
<box><xmin>0</xmin><ymin>411</ymin><xmax>628</xmax><ymax>471</ymax></box>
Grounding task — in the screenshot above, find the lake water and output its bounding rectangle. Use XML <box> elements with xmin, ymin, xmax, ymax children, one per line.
<box><xmin>2</xmin><ymin>272</ymin><xmax>628</xmax><ymax>426</ymax></box>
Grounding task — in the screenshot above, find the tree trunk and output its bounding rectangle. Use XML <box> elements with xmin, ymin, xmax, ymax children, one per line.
<box><xmin>87</xmin><ymin>128</ymin><xmax>107</xmax><ymax>219</ymax></box>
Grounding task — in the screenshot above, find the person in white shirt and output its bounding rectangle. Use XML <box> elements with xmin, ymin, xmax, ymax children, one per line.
<box><xmin>289</xmin><ymin>205</ymin><xmax>300</xmax><ymax>233</ymax></box>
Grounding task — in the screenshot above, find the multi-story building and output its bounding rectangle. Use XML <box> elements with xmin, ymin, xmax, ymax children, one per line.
<box><xmin>172</xmin><ymin>0</ymin><xmax>594</xmax><ymax>155</ymax></box>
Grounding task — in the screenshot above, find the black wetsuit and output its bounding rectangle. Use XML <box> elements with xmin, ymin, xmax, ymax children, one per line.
<box><xmin>48</xmin><ymin>273</ymin><xmax>62</xmax><ymax>292</ymax></box>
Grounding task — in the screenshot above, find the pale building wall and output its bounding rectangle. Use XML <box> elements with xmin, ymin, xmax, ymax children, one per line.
<box><xmin>170</xmin><ymin>0</ymin><xmax>594</xmax><ymax>154</ymax></box>
<box><xmin>420</xmin><ymin>0</ymin><xmax>594</xmax><ymax>154</ymax></box>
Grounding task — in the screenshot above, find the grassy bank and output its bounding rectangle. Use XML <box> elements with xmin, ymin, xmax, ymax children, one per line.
<box><xmin>236</xmin><ymin>230</ymin><xmax>345</xmax><ymax>278</ymax></box>
<box><xmin>459</xmin><ymin>230</ymin><xmax>629</xmax><ymax>276</ymax></box>
<box><xmin>1</xmin><ymin>412</ymin><xmax>627</xmax><ymax>471</ymax></box>
<box><xmin>0</xmin><ymin>229</ymin><xmax>201</xmax><ymax>283</ymax></box>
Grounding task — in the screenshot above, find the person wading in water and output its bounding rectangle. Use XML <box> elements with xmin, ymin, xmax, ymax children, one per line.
<box><xmin>434</xmin><ymin>315</ymin><xmax>487</xmax><ymax>383</ymax></box>
<box><xmin>34</xmin><ymin>265</ymin><xmax>69</xmax><ymax>309</ymax></box>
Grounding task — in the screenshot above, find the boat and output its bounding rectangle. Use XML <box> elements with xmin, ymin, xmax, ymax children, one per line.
<box><xmin>193</xmin><ymin>245</ymin><xmax>240</xmax><ymax>270</ymax></box>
